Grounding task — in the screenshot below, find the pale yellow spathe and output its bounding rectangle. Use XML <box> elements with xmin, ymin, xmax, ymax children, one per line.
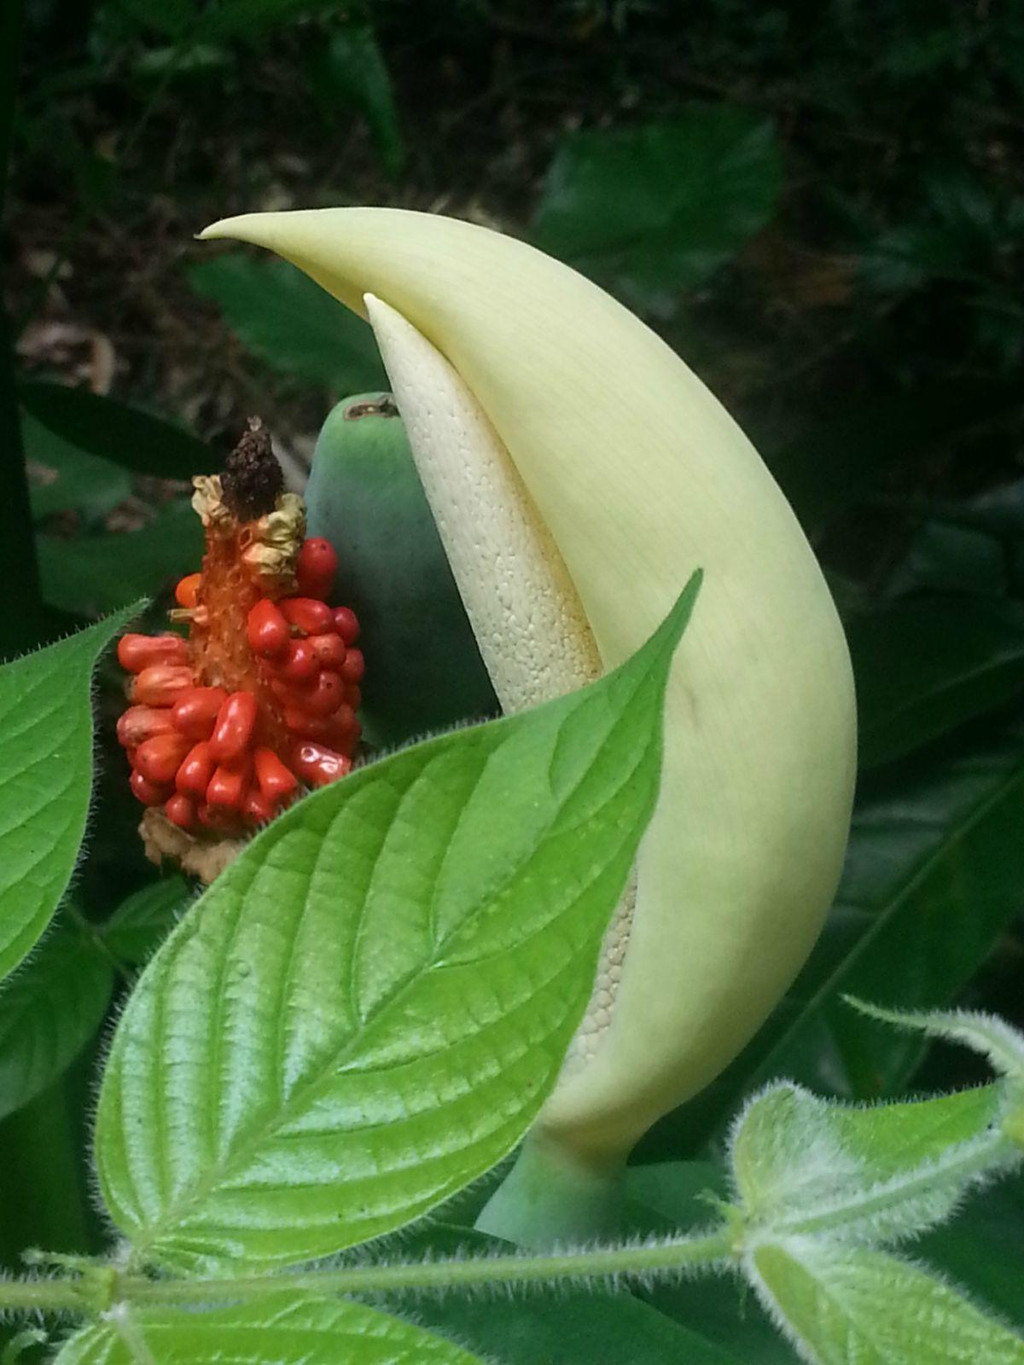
<box><xmin>201</xmin><ymin>208</ymin><xmax>858</xmax><ymax>1163</ymax></box>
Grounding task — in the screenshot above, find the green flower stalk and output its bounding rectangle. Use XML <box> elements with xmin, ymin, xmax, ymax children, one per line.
<box><xmin>199</xmin><ymin>208</ymin><xmax>857</xmax><ymax>1243</ymax></box>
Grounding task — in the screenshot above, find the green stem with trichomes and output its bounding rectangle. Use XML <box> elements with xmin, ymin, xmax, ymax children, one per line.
<box><xmin>0</xmin><ymin>1229</ymin><xmax>734</xmax><ymax>1316</ymax></box>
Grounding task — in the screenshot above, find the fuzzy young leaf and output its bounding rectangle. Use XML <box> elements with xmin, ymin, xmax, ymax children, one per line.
<box><xmin>730</xmin><ymin>1082</ymin><xmax>1012</xmax><ymax>1245</ymax></box>
<box><xmin>95</xmin><ymin>579</ymin><xmax>700</xmax><ymax>1271</ymax></box>
<box><xmin>0</xmin><ymin>922</ymin><xmax>113</xmax><ymax>1122</ymax></box>
<box><xmin>55</xmin><ymin>1293</ymin><xmax>482</xmax><ymax>1364</ymax></box>
<box><xmin>749</xmin><ymin>1241</ymin><xmax>1024</xmax><ymax>1364</ymax></box>
<box><xmin>850</xmin><ymin>999</ymin><xmax>1024</xmax><ymax>1084</ymax></box>
<box><xmin>0</xmin><ymin>606</ymin><xmax>140</xmax><ymax>982</ymax></box>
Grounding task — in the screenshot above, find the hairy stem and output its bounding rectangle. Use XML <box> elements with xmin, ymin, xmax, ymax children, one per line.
<box><xmin>123</xmin><ymin>1228</ymin><xmax>735</xmax><ymax>1306</ymax></box>
<box><xmin>0</xmin><ymin>1229</ymin><xmax>734</xmax><ymax>1316</ymax></box>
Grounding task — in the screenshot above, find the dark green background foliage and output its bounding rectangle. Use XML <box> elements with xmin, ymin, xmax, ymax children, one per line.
<box><xmin>2</xmin><ymin>1</ymin><xmax>1024</xmax><ymax>1360</ymax></box>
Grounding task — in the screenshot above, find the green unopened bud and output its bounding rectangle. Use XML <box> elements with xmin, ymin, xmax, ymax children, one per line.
<box><xmin>304</xmin><ymin>392</ymin><xmax>497</xmax><ymax>747</ymax></box>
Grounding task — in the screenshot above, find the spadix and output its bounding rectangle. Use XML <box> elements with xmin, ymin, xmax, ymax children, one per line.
<box><xmin>200</xmin><ymin>208</ymin><xmax>857</xmax><ymax>1172</ymax></box>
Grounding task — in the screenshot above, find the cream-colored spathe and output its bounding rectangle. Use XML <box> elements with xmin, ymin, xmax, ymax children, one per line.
<box><xmin>362</xmin><ymin>294</ymin><xmax>632</xmax><ymax>1080</ymax></box>
<box><xmin>200</xmin><ymin>208</ymin><xmax>858</xmax><ymax>1164</ymax></box>
<box><xmin>363</xmin><ymin>293</ymin><xmax>601</xmax><ymax>711</ymax></box>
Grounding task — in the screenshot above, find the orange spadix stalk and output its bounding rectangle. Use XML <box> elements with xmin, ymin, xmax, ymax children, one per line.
<box><xmin>198</xmin><ymin>209</ymin><xmax>858</xmax><ymax>1245</ymax></box>
<box><xmin>116</xmin><ymin>420</ymin><xmax>363</xmax><ymax>881</ymax></box>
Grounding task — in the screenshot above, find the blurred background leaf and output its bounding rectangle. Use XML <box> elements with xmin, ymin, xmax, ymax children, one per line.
<box><xmin>37</xmin><ymin>499</ymin><xmax>201</xmax><ymax>616</ymax></box>
<box><xmin>532</xmin><ymin>107</ymin><xmax>782</xmax><ymax>316</ymax></box>
<box><xmin>849</xmin><ymin>596</ymin><xmax>1024</xmax><ymax>769</ymax></box>
<box><xmin>22</xmin><ymin>410</ymin><xmax>131</xmax><ymax>525</ymax></box>
<box><xmin>20</xmin><ymin>384</ymin><xmax>212</xmax><ymax>481</ymax></box>
<box><xmin>0</xmin><ymin>920</ymin><xmax>113</xmax><ymax>1125</ymax></box>
<box><xmin>188</xmin><ymin>254</ymin><xmax>387</xmax><ymax>391</ymax></box>
<box><xmin>309</xmin><ymin>22</ymin><xmax>405</xmax><ymax>180</ymax></box>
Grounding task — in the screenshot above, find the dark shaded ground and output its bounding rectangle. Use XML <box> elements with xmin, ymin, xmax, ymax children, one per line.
<box><xmin>8</xmin><ymin>1</ymin><xmax>1023</xmax><ymax>527</ymax></box>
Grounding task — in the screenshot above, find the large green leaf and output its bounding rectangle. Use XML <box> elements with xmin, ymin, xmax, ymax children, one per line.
<box><xmin>751</xmin><ymin>1242</ymin><xmax>1024</xmax><ymax>1364</ymax></box>
<box><xmin>95</xmin><ymin>580</ymin><xmax>699</xmax><ymax>1271</ymax></box>
<box><xmin>532</xmin><ymin>107</ymin><xmax>782</xmax><ymax>314</ymax></box>
<box><xmin>850</xmin><ymin>596</ymin><xmax>1024</xmax><ymax>769</ymax></box>
<box><xmin>189</xmin><ymin>254</ymin><xmax>388</xmax><ymax>390</ymax></box>
<box><xmin>38</xmin><ymin>499</ymin><xmax>202</xmax><ymax>616</ymax></box>
<box><xmin>0</xmin><ymin>921</ymin><xmax>113</xmax><ymax>1122</ymax></box>
<box><xmin>19</xmin><ymin>383</ymin><xmax>211</xmax><ymax>482</ymax></box>
<box><xmin>55</xmin><ymin>1292</ymin><xmax>482</xmax><ymax>1364</ymax></box>
<box><xmin>0</xmin><ymin>606</ymin><xmax>139</xmax><ymax>982</ymax></box>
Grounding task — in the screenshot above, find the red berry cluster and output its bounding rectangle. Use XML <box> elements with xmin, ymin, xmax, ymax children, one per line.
<box><xmin>117</xmin><ymin>537</ymin><xmax>363</xmax><ymax>836</ymax></box>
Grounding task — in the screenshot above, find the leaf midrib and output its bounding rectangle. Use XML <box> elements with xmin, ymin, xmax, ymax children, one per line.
<box><xmin>123</xmin><ymin>722</ymin><xmax>654</xmax><ymax>1259</ymax></box>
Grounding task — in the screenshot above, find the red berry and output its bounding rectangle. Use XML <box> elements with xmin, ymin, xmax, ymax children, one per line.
<box><xmin>117</xmin><ymin>705</ymin><xmax>176</xmax><ymax>749</ymax></box>
<box><xmin>118</xmin><ymin>633</ymin><xmax>190</xmax><ymax>674</ymax></box>
<box><xmin>332</xmin><ymin>703</ymin><xmax>358</xmax><ymax>736</ymax></box>
<box><xmin>132</xmin><ymin>664</ymin><xmax>193</xmax><ymax>707</ymax></box>
<box><xmin>280</xmin><ymin>597</ymin><xmax>334</xmax><ymax>636</ymax></box>
<box><xmin>291</xmin><ymin>741</ymin><xmax>352</xmax><ymax>787</ymax></box>
<box><xmin>209</xmin><ymin>691</ymin><xmax>258</xmax><ymax>763</ymax></box>
<box><xmin>134</xmin><ymin>733</ymin><xmax>191</xmax><ymax>785</ymax></box>
<box><xmin>176</xmin><ymin>741</ymin><xmax>216</xmax><ymax>798</ymax></box>
<box><xmin>198</xmin><ymin>803</ymin><xmax>239</xmax><ymax>832</ymax></box>
<box><xmin>307</xmin><ymin>632</ymin><xmax>346</xmax><ymax>670</ymax></box>
<box><xmin>344</xmin><ymin>684</ymin><xmax>361</xmax><ymax>710</ymax></box>
<box><xmin>296</xmin><ymin>538</ymin><xmax>338</xmax><ymax>599</ymax></box>
<box><xmin>272</xmin><ymin>638</ymin><xmax>318</xmax><ymax>682</ymax></box>
<box><xmin>253</xmin><ymin>747</ymin><xmax>298</xmax><ymax>801</ymax></box>
<box><xmin>247</xmin><ymin>599</ymin><xmax>290</xmax><ymax>657</ymax></box>
<box><xmin>282</xmin><ymin>707</ymin><xmax>336</xmax><ymax>739</ymax></box>
<box><xmin>282</xmin><ymin>671</ymin><xmax>344</xmax><ymax>718</ymax></box>
<box><xmin>174</xmin><ymin>574</ymin><xmax>202</xmax><ymax>609</ymax></box>
<box><xmin>332</xmin><ymin>606</ymin><xmax>359</xmax><ymax>646</ymax></box>
<box><xmin>206</xmin><ymin>759</ymin><xmax>251</xmax><ymax>811</ymax></box>
<box><xmin>171</xmin><ymin>686</ymin><xmax>228</xmax><ymax>741</ymax></box>
<box><xmin>242</xmin><ymin>789</ymin><xmax>277</xmax><ymax>825</ymax></box>
<box><xmin>130</xmin><ymin>770</ymin><xmax>171</xmax><ymax>806</ymax></box>
<box><xmin>164</xmin><ymin>793</ymin><xmax>196</xmax><ymax>829</ymax></box>
<box><xmin>340</xmin><ymin>648</ymin><xmax>364</xmax><ymax>684</ymax></box>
